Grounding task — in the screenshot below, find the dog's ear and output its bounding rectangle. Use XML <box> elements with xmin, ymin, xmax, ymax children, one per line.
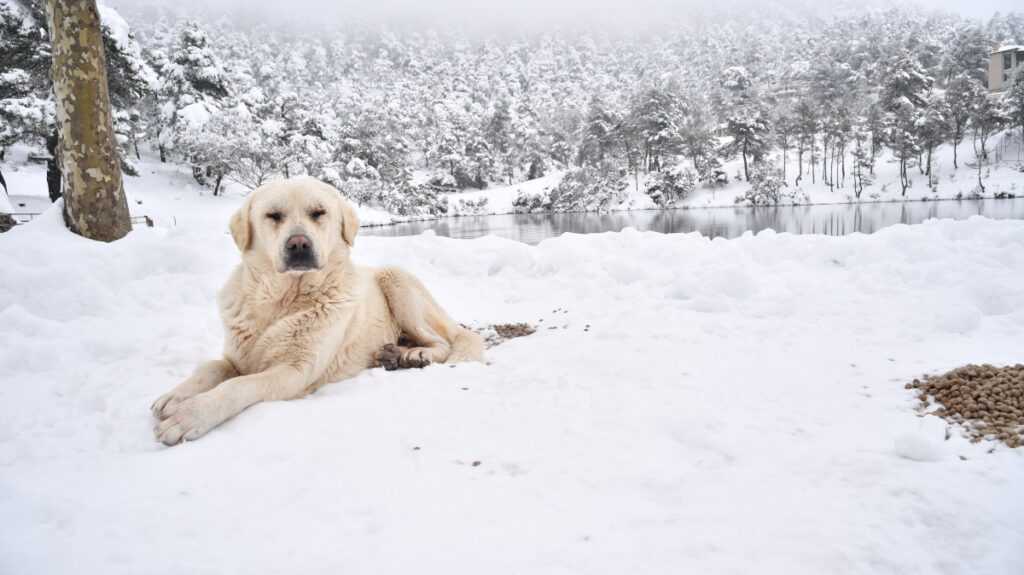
<box><xmin>337</xmin><ymin>195</ymin><xmax>360</xmax><ymax>247</ymax></box>
<box><xmin>230</xmin><ymin>195</ymin><xmax>253</xmax><ymax>252</ymax></box>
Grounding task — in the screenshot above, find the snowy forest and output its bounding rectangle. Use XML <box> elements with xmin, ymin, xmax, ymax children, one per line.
<box><xmin>3</xmin><ymin>0</ymin><xmax>1024</xmax><ymax>215</ymax></box>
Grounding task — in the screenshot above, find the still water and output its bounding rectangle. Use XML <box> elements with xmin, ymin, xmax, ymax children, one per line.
<box><xmin>362</xmin><ymin>199</ymin><xmax>1024</xmax><ymax>245</ymax></box>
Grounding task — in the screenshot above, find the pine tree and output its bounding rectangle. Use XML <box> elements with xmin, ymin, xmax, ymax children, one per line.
<box><xmin>155</xmin><ymin>22</ymin><xmax>231</xmax><ymax>168</ymax></box>
<box><xmin>1003</xmin><ymin>68</ymin><xmax>1024</xmax><ymax>141</ymax></box>
<box><xmin>722</xmin><ymin>106</ymin><xmax>772</xmax><ymax>182</ymax></box>
<box><xmin>793</xmin><ymin>98</ymin><xmax>819</xmax><ymax>186</ymax></box>
<box><xmin>0</xmin><ymin>0</ymin><xmax>53</xmax><ymax>155</ymax></box>
<box><xmin>850</xmin><ymin>121</ymin><xmax>875</xmax><ymax>199</ymax></box>
<box><xmin>969</xmin><ymin>86</ymin><xmax>1006</xmax><ymax>193</ymax></box>
<box><xmin>578</xmin><ymin>93</ymin><xmax>618</xmax><ymax>167</ymax></box>
<box><xmin>888</xmin><ymin>100</ymin><xmax>921</xmax><ymax>196</ymax></box>
<box><xmin>97</xmin><ymin>4</ymin><xmax>153</xmax><ymax>176</ymax></box>
<box><xmin>917</xmin><ymin>95</ymin><xmax>951</xmax><ymax>184</ymax></box>
<box><xmin>621</xmin><ymin>84</ymin><xmax>687</xmax><ymax>174</ymax></box>
<box><xmin>944</xmin><ymin>75</ymin><xmax>979</xmax><ymax>169</ymax></box>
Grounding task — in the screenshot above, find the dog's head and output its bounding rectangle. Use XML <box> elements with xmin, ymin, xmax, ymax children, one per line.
<box><xmin>229</xmin><ymin>178</ymin><xmax>360</xmax><ymax>274</ymax></box>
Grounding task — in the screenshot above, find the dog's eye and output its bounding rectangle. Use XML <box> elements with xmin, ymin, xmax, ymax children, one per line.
<box><xmin>310</xmin><ymin>209</ymin><xmax>326</xmax><ymax>221</ymax></box>
<box><xmin>266</xmin><ymin>212</ymin><xmax>282</xmax><ymax>223</ymax></box>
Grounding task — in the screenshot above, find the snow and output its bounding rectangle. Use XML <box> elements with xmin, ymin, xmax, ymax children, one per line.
<box><xmin>176</xmin><ymin>101</ymin><xmax>213</xmax><ymax>130</ymax></box>
<box><xmin>2</xmin><ymin>162</ymin><xmax>1024</xmax><ymax>573</ymax></box>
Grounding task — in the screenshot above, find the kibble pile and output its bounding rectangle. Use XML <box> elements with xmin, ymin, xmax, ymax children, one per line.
<box><xmin>908</xmin><ymin>364</ymin><xmax>1024</xmax><ymax>448</ymax></box>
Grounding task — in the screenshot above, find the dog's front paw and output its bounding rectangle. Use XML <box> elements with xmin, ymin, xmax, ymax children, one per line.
<box><xmin>151</xmin><ymin>390</ymin><xmax>190</xmax><ymax>419</ymax></box>
<box><xmin>400</xmin><ymin>347</ymin><xmax>433</xmax><ymax>369</ymax></box>
<box><xmin>154</xmin><ymin>395</ymin><xmax>217</xmax><ymax>446</ymax></box>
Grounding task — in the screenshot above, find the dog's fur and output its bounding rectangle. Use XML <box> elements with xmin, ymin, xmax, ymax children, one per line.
<box><xmin>151</xmin><ymin>177</ymin><xmax>483</xmax><ymax>445</ymax></box>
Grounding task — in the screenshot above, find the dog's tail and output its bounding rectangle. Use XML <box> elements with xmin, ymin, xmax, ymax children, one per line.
<box><xmin>447</xmin><ymin>327</ymin><xmax>484</xmax><ymax>363</ymax></box>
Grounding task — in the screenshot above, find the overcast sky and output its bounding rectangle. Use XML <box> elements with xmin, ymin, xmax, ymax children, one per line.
<box><xmin>104</xmin><ymin>0</ymin><xmax>1021</xmax><ymax>28</ymax></box>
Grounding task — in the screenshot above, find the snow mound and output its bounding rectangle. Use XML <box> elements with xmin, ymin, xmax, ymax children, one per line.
<box><xmin>1</xmin><ymin>215</ymin><xmax>1023</xmax><ymax>574</ymax></box>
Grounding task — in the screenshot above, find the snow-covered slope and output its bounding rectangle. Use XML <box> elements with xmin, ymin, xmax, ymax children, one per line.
<box><xmin>1</xmin><ymin>196</ymin><xmax>1022</xmax><ymax>574</ymax></box>
<box><xmin>447</xmin><ymin>131</ymin><xmax>1024</xmax><ymax>215</ymax></box>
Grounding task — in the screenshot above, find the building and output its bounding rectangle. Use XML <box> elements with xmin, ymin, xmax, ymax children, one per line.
<box><xmin>988</xmin><ymin>44</ymin><xmax>1024</xmax><ymax>91</ymax></box>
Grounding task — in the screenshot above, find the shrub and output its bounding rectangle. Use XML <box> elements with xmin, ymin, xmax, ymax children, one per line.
<box><xmin>734</xmin><ymin>163</ymin><xmax>786</xmax><ymax>205</ymax></box>
<box><xmin>549</xmin><ymin>162</ymin><xmax>628</xmax><ymax>212</ymax></box>
<box><xmin>512</xmin><ymin>190</ymin><xmax>552</xmax><ymax>213</ymax></box>
<box><xmin>643</xmin><ymin>166</ymin><xmax>696</xmax><ymax>207</ymax></box>
<box><xmin>696</xmin><ymin>156</ymin><xmax>728</xmax><ymax>188</ymax></box>
<box><xmin>452</xmin><ymin>196</ymin><xmax>490</xmax><ymax>216</ymax></box>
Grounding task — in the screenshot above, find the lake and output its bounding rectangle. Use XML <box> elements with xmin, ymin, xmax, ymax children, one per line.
<box><xmin>361</xmin><ymin>198</ymin><xmax>1024</xmax><ymax>244</ymax></box>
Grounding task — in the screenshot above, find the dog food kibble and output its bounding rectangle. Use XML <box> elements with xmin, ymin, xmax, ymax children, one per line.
<box><xmin>907</xmin><ymin>364</ymin><xmax>1024</xmax><ymax>449</ymax></box>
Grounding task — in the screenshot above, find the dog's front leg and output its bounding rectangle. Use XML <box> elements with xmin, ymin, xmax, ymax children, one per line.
<box><xmin>151</xmin><ymin>359</ymin><xmax>239</xmax><ymax>418</ymax></box>
<box><xmin>154</xmin><ymin>366</ymin><xmax>309</xmax><ymax>446</ymax></box>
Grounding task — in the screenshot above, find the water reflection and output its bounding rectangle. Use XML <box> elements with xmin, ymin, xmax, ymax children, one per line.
<box><xmin>362</xmin><ymin>198</ymin><xmax>1024</xmax><ymax>245</ymax></box>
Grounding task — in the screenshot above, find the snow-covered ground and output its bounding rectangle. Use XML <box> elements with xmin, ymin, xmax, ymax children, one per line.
<box><xmin>1</xmin><ymin>162</ymin><xmax>1023</xmax><ymax>573</ymax></box>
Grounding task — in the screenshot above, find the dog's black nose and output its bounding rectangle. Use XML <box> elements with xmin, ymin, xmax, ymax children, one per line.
<box><xmin>286</xmin><ymin>235</ymin><xmax>312</xmax><ymax>252</ymax></box>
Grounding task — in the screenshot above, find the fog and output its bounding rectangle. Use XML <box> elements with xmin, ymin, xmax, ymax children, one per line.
<box><xmin>101</xmin><ymin>0</ymin><xmax>1020</xmax><ymax>29</ymax></box>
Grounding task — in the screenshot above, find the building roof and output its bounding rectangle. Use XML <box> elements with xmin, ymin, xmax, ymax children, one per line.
<box><xmin>990</xmin><ymin>44</ymin><xmax>1024</xmax><ymax>54</ymax></box>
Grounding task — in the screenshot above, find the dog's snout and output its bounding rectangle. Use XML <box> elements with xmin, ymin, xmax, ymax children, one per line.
<box><xmin>281</xmin><ymin>233</ymin><xmax>318</xmax><ymax>272</ymax></box>
<box><xmin>286</xmin><ymin>235</ymin><xmax>312</xmax><ymax>251</ymax></box>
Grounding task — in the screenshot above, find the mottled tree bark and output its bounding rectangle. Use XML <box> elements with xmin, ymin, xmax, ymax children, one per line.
<box><xmin>45</xmin><ymin>0</ymin><xmax>131</xmax><ymax>242</ymax></box>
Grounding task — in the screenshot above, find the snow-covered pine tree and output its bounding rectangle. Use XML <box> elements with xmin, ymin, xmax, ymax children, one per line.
<box><xmin>0</xmin><ymin>0</ymin><xmax>53</xmax><ymax>159</ymax></box>
<box><xmin>578</xmin><ymin>93</ymin><xmax>619</xmax><ymax>168</ymax></box>
<box><xmin>1003</xmin><ymin>68</ymin><xmax>1024</xmax><ymax>142</ymax></box>
<box><xmin>792</xmin><ymin>98</ymin><xmax>818</xmax><ymax>186</ymax></box>
<box><xmin>944</xmin><ymin>75</ymin><xmax>979</xmax><ymax>169</ymax></box>
<box><xmin>155</xmin><ymin>22</ymin><xmax>232</xmax><ymax>177</ymax></box>
<box><xmin>621</xmin><ymin>84</ymin><xmax>686</xmax><ymax>175</ymax></box>
<box><xmin>917</xmin><ymin>94</ymin><xmax>951</xmax><ymax>184</ymax></box>
<box><xmin>678</xmin><ymin>95</ymin><xmax>718</xmax><ymax>179</ymax></box>
<box><xmin>879</xmin><ymin>50</ymin><xmax>932</xmax><ymax>196</ymax></box>
<box><xmin>969</xmin><ymin>83</ymin><xmax>1006</xmax><ymax>193</ymax></box>
<box><xmin>722</xmin><ymin>105</ymin><xmax>772</xmax><ymax>182</ymax></box>
<box><xmin>97</xmin><ymin>4</ymin><xmax>154</xmax><ymax>177</ymax></box>
<box><xmin>849</xmin><ymin>121</ymin><xmax>874</xmax><ymax>199</ymax></box>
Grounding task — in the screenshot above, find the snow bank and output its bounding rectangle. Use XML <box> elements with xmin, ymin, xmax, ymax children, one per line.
<box><xmin>1</xmin><ymin>200</ymin><xmax>1023</xmax><ymax>573</ymax></box>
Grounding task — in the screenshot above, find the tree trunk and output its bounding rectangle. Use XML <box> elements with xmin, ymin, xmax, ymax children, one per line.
<box><xmin>45</xmin><ymin>0</ymin><xmax>131</xmax><ymax>242</ymax></box>
<box><xmin>975</xmin><ymin>132</ymin><xmax>986</xmax><ymax>193</ymax></box>
<box><xmin>900</xmin><ymin>157</ymin><xmax>908</xmax><ymax>196</ymax></box>
<box><xmin>46</xmin><ymin>128</ymin><xmax>62</xmax><ymax>202</ymax></box>
<box><xmin>796</xmin><ymin>145</ymin><xmax>803</xmax><ymax>186</ymax></box>
<box><xmin>821</xmin><ymin>137</ymin><xmax>828</xmax><ymax>185</ymax></box>
<box><xmin>977</xmin><ymin>155</ymin><xmax>985</xmax><ymax>193</ymax></box>
<box><xmin>741</xmin><ymin>141</ymin><xmax>749</xmax><ymax>182</ymax></box>
<box><xmin>840</xmin><ymin>148</ymin><xmax>846</xmax><ymax>187</ymax></box>
<box><xmin>781</xmin><ymin>150</ymin><xmax>787</xmax><ymax>184</ymax></box>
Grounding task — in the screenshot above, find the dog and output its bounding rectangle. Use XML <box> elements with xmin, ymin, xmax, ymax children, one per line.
<box><xmin>151</xmin><ymin>177</ymin><xmax>484</xmax><ymax>445</ymax></box>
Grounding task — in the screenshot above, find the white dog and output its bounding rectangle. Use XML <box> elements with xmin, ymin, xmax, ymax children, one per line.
<box><xmin>151</xmin><ymin>178</ymin><xmax>483</xmax><ymax>445</ymax></box>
